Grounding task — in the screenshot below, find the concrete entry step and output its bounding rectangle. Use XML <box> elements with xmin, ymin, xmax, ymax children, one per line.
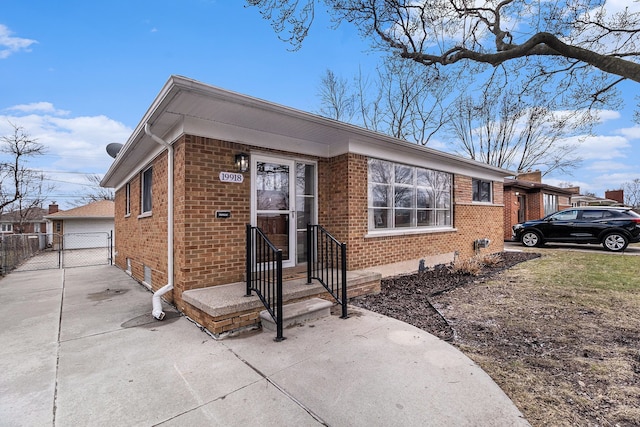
<box><xmin>260</xmin><ymin>298</ymin><xmax>333</xmax><ymax>331</ymax></box>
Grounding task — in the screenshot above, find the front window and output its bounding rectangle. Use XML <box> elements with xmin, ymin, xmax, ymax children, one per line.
<box><xmin>141</xmin><ymin>167</ymin><xmax>153</xmax><ymax>214</ymax></box>
<box><xmin>368</xmin><ymin>159</ymin><xmax>452</xmax><ymax>230</ymax></box>
<box><xmin>1</xmin><ymin>223</ymin><xmax>12</xmax><ymax>232</ymax></box>
<box><xmin>472</xmin><ymin>179</ymin><xmax>492</xmax><ymax>202</ymax></box>
<box><xmin>543</xmin><ymin>193</ymin><xmax>558</xmax><ymax>216</ymax></box>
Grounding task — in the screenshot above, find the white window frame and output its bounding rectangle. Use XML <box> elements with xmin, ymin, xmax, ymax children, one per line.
<box><xmin>140</xmin><ymin>166</ymin><xmax>153</xmax><ymax>216</ymax></box>
<box><xmin>367</xmin><ymin>158</ymin><xmax>452</xmax><ymax>232</ymax></box>
<box><xmin>125</xmin><ymin>182</ymin><xmax>131</xmax><ymax>216</ymax></box>
<box><xmin>543</xmin><ymin>193</ymin><xmax>558</xmax><ymax>216</ymax></box>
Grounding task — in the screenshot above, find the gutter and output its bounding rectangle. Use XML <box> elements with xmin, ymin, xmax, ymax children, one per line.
<box><xmin>144</xmin><ymin>123</ymin><xmax>174</xmax><ymax>320</ymax></box>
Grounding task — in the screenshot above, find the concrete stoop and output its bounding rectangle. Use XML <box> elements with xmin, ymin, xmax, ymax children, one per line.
<box><xmin>180</xmin><ymin>269</ymin><xmax>381</xmax><ymax>337</ymax></box>
<box><xmin>260</xmin><ymin>298</ymin><xmax>333</xmax><ymax>331</ymax></box>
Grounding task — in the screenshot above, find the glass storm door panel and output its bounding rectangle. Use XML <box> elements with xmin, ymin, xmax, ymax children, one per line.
<box><xmin>253</xmin><ymin>157</ymin><xmax>296</xmax><ymax>267</ymax></box>
<box><xmin>295</xmin><ymin>162</ymin><xmax>316</xmax><ymax>264</ymax></box>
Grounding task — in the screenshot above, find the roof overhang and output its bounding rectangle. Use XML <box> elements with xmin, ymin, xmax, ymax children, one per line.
<box><xmin>101</xmin><ymin>75</ymin><xmax>514</xmax><ymax>189</ymax></box>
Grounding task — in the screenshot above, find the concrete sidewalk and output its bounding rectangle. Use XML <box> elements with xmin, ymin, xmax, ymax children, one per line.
<box><xmin>0</xmin><ymin>265</ymin><xmax>530</xmax><ymax>426</ymax></box>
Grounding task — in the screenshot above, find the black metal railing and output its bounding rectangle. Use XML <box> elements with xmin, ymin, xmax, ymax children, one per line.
<box><xmin>307</xmin><ymin>224</ymin><xmax>348</xmax><ymax>318</ymax></box>
<box><xmin>246</xmin><ymin>224</ymin><xmax>285</xmax><ymax>341</ymax></box>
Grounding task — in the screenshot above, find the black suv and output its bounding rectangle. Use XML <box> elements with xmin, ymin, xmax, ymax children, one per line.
<box><xmin>512</xmin><ymin>207</ymin><xmax>640</xmax><ymax>252</ymax></box>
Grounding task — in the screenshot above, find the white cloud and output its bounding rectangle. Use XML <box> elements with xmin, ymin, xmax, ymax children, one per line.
<box><xmin>0</xmin><ymin>24</ymin><xmax>37</xmax><ymax>59</ymax></box>
<box><xmin>588</xmin><ymin>172</ymin><xmax>639</xmax><ymax>192</ymax></box>
<box><xmin>567</xmin><ymin>134</ymin><xmax>631</xmax><ymax>160</ymax></box>
<box><xmin>0</xmin><ymin>107</ymin><xmax>132</xmax><ymax>173</ymax></box>
<box><xmin>618</xmin><ymin>125</ymin><xmax>640</xmax><ymax>140</ymax></box>
<box><xmin>7</xmin><ymin>102</ymin><xmax>70</xmax><ymax>116</ymax></box>
<box><xmin>594</xmin><ymin>110</ymin><xmax>621</xmax><ymax>122</ymax></box>
<box><xmin>586</xmin><ymin>160</ymin><xmax>632</xmax><ymax>172</ymax></box>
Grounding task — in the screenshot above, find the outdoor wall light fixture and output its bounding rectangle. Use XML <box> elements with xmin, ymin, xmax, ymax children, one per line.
<box><xmin>235</xmin><ymin>153</ymin><xmax>249</xmax><ymax>173</ymax></box>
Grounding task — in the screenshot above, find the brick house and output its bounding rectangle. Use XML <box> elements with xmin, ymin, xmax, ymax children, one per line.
<box><xmin>0</xmin><ymin>205</ymin><xmax>58</xmax><ymax>234</ymax></box>
<box><xmin>101</xmin><ymin>76</ymin><xmax>512</xmax><ymax>336</ymax></box>
<box><xmin>503</xmin><ymin>171</ymin><xmax>575</xmax><ymax>240</ymax></box>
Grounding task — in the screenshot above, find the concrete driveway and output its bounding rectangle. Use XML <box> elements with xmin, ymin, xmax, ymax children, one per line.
<box><xmin>0</xmin><ymin>264</ymin><xmax>530</xmax><ymax>426</ymax></box>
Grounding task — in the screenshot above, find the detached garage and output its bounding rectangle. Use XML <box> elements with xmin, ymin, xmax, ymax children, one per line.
<box><xmin>45</xmin><ymin>200</ymin><xmax>115</xmax><ymax>249</ymax></box>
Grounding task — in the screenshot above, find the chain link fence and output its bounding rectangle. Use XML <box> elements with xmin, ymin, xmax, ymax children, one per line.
<box><xmin>1</xmin><ymin>232</ymin><xmax>112</xmax><ymax>274</ymax></box>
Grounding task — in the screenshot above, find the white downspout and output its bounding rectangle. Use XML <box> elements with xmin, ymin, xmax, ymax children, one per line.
<box><xmin>144</xmin><ymin>123</ymin><xmax>174</xmax><ymax>320</ymax></box>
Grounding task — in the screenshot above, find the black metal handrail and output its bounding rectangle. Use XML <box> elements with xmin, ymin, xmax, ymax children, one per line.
<box><xmin>246</xmin><ymin>224</ymin><xmax>284</xmax><ymax>341</ymax></box>
<box><xmin>307</xmin><ymin>224</ymin><xmax>348</xmax><ymax>318</ymax></box>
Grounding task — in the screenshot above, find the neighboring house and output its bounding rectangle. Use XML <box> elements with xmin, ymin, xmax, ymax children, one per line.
<box><xmin>503</xmin><ymin>171</ymin><xmax>575</xmax><ymax>241</ymax></box>
<box><xmin>101</xmin><ymin>75</ymin><xmax>513</xmax><ymax>335</ymax></box>
<box><xmin>0</xmin><ymin>206</ymin><xmax>49</xmax><ymax>234</ymax></box>
<box><xmin>44</xmin><ymin>200</ymin><xmax>115</xmax><ymax>249</ymax></box>
<box><xmin>571</xmin><ymin>189</ymin><xmax>625</xmax><ymax>207</ymax></box>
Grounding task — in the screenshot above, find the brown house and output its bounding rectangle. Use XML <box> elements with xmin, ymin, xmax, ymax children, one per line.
<box><xmin>0</xmin><ymin>207</ymin><xmax>49</xmax><ymax>234</ymax></box>
<box><xmin>503</xmin><ymin>171</ymin><xmax>575</xmax><ymax>240</ymax></box>
<box><xmin>101</xmin><ymin>76</ymin><xmax>513</xmax><ymax>337</ymax></box>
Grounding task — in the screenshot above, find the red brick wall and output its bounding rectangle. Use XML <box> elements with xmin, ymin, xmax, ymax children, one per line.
<box><xmin>114</xmin><ymin>136</ymin><xmax>506</xmax><ymax>308</ymax></box>
<box><xmin>114</xmin><ymin>151</ymin><xmax>169</xmax><ymax>297</ymax></box>
<box><xmin>327</xmin><ymin>157</ymin><xmax>504</xmax><ymax>269</ymax></box>
<box><xmin>503</xmin><ymin>189</ymin><xmax>517</xmax><ymax>240</ymax></box>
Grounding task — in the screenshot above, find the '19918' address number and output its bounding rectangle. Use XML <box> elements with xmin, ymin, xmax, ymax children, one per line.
<box><xmin>219</xmin><ymin>172</ymin><xmax>244</xmax><ymax>183</ymax></box>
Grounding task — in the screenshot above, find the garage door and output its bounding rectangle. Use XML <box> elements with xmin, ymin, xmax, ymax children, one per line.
<box><xmin>63</xmin><ymin>219</ymin><xmax>114</xmax><ymax>249</ymax></box>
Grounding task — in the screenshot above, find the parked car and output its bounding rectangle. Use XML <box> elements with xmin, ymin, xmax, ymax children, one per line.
<box><xmin>512</xmin><ymin>207</ymin><xmax>640</xmax><ymax>252</ymax></box>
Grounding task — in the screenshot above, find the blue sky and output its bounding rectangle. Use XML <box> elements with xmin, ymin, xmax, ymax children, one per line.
<box><xmin>1</xmin><ymin>0</ymin><xmax>639</xmax><ymax>209</ymax></box>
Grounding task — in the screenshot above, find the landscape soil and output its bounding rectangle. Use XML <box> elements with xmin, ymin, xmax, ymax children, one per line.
<box><xmin>351</xmin><ymin>251</ymin><xmax>640</xmax><ymax>426</ymax></box>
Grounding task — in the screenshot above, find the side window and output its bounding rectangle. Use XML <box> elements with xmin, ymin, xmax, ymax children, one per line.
<box><xmin>141</xmin><ymin>166</ymin><xmax>153</xmax><ymax>214</ymax></box>
<box><xmin>125</xmin><ymin>182</ymin><xmax>131</xmax><ymax>216</ymax></box>
<box><xmin>551</xmin><ymin>210</ymin><xmax>578</xmax><ymax>221</ymax></box>
<box><xmin>472</xmin><ymin>179</ymin><xmax>492</xmax><ymax>203</ymax></box>
<box><xmin>580</xmin><ymin>210</ymin><xmax>603</xmax><ymax>220</ymax></box>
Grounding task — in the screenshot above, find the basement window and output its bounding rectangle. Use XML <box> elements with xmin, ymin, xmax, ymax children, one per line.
<box><xmin>143</xmin><ymin>265</ymin><xmax>152</xmax><ymax>286</ymax></box>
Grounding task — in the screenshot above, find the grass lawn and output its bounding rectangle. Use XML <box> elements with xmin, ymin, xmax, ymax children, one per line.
<box><xmin>436</xmin><ymin>249</ymin><xmax>640</xmax><ymax>426</ymax></box>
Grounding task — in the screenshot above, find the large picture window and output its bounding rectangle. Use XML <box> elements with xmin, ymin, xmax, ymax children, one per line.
<box><xmin>141</xmin><ymin>166</ymin><xmax>153</xmax><ymax>214</ymax></box>
<box><xmin>368</xmin><ymin>159</ymin><xmax>452</xmax><ymax>230</ymax></box>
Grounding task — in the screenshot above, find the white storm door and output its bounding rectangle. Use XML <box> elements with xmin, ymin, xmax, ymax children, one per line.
<box><xmin>252</xmin><ymin>155</ymin><xmax>296</xmax><ymax>268</ymax></box>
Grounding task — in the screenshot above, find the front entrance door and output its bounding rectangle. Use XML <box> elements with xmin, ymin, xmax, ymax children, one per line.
<box><xmin>251</xmin><ymin>155</ymin><xmax>316</xmax><ymax>268</ymax></box>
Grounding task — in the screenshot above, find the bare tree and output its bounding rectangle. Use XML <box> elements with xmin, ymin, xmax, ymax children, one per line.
<box><xmin>318</xmin><ymin>58</ymin><xmax>452</xmax><ymax>145</ymax></box>
<box><xmin>317</xmin><ymin>69</ymin><xmax>355</xmax><ymax>121</ymax></box>
<box><xmin>622</xmin><ymin>178</ymin><xmax>640</xmax><ymax>208</ymax></box>
<box><xmin>248</xmin><ymin>0</ymin><xmax>640</xmax><ymax>115</ymax></box>
<box><xmin>0</xmin><ymin>123</ymin><xmax>48</xmax><ymax>212</ymax></box>
<box><xmin>448</xmin><ymin>85</ymin><xmax>587</xmax><ymax>175</ymax></box>
<box><xmin>75</xmin><ymin>173</ymin><xmax>114</xmax><ymax>205</ymax></box>
<box><xmin>13</xmin><ymin>171</ymin><xmax>55</xmax><ymax>233</ymax></box>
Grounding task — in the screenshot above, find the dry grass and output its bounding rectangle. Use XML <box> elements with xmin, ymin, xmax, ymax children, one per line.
<box><xmin>435</xmin><ymin>249</ymin><xmax>640</xmax><ymax>426</ymax></box>
<box><xmin>450</xmin><ymin>252</ymin><xmax>505</xmax><ymax>275</ymax></box>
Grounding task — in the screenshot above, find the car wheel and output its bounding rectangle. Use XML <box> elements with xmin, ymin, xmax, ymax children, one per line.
<box><xmin>602</xmin><ymin>233</ymin><xmax>628</xmax><ymax>252</ymax></box>
<box><xmin>521</xmin><ymin>231</ymin><xmax>542</xmax><ymax>247</ymax></box>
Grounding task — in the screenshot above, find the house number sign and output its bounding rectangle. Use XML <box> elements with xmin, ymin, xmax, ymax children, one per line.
<box><xmin>219</xmin><ymin>172</ymin><xmax>244</xmax><ymax>183</ymax></box>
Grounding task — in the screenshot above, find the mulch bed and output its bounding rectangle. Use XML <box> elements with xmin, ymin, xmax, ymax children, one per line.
<box><xmin>350</xmin><ymin>251</ymin><xmax>540</xmax><ymax>340</ymax></box>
